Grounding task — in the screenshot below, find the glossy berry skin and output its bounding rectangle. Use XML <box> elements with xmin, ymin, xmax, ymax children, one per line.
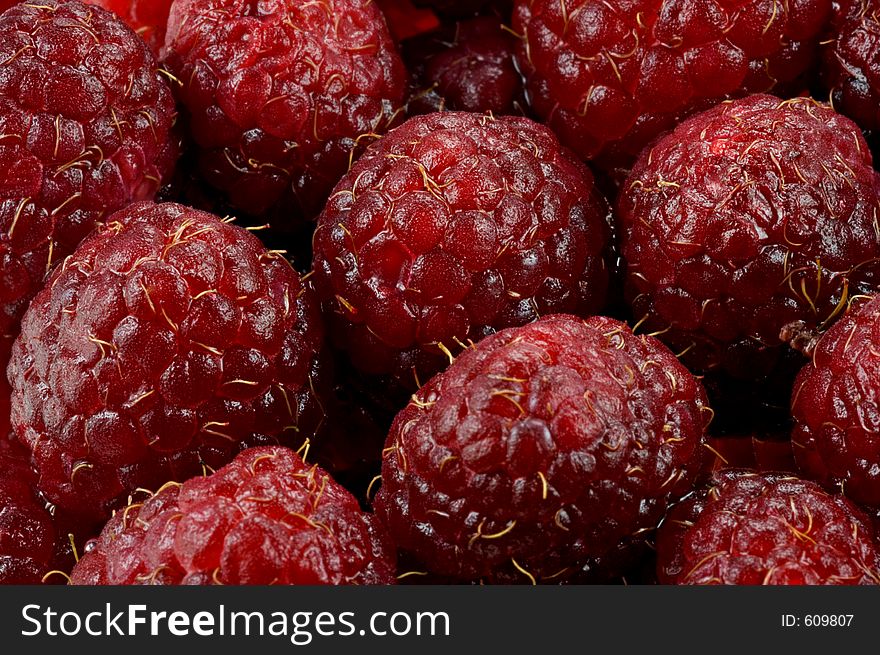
<box><xmin>0</xmin><ymin>0</ymin><xmax>177</xmax><ymax>381</ymax></box>
<box><xmin>374</xmin><ymin>315</ymin><xmax>711</xmax><ymax>584</ymax></box>
<box><xmin>513</xmin><ymin>0</ymin><xmax>831</xmax><ymax>172</ymax></box>
<box><xmin>821</xmin><ymin>0</ymin><xmax>880</xmax><ymax>132</ymax></box>
<box><xmin>313</xmin><ymin>112</ymin><xmax>610</xmax><ymax>384</ymax></box>
<box><xmin>657</xmin><ymin>470</ymin><xmax>880</xmax><ymax>585</ymax></box>
<box><xmin>70</xmin><ymin>446</ymin><xmax>396</xmax><ymax>585</ymax></box>
<box><xmin>162</xmin><ymin>0</ymin><xmax>406</xmax><ymax>221</ymax></box>
<box><xmin>404</xmin><ymin>16</ymin><xmax>526</xmax><ymax>116</ymax></box>
<box><xmin>619</xmin><ymin>95</ymin><xmax>880</xmax><ymax>379</ymax></box>
<box><xmin>790</xmin><ymin>295</ymin><xmax>880</xmax><ymax>508</ymax></box>
<box><xmin>9</xmin><ymin>202</ymin><xmax>327</xmax><ymax>523</ymax></box>
<box><xmin>90</xmin><ymin>0</ymin><xmax>174</xmax><ymax>53</ymax></box>
<box><xmin>0</xmin><ymin>438</ymin><xmax>56</xmax><ymax>584</ymax></box>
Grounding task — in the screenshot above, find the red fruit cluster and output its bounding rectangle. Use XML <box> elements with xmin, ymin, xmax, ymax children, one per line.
<box><xmin>619</xmin><ymin>94</ymin><xmax>880</xmax><ymax>378</ymax></box>
<box><xmin>71</xmin><ymin>446</ymin><xmax>396</xmax><ymax>585</ymax></box>
<box><xmin>513</xmin><ymin>0</ymin><xmax>832</xmax><ymax>171</ymax></box>
<box><xmin>9</xmin><ymin>202</ymin><xmax>327</xmax><ymax>522</ymax></box>
<box><xmin>313</xmin><ymin>112</ymin><xmax>610</xmax><ymax>383</ymax></box>
<box><xmin>0</xmin><ymin>438</ymin><xmax>56</xmax><ymax>584</ymax></box>
<box><xmin>0</xmin><ymin>0</ymin><xmax>177</xmax><ymax>378</ymax></box>
<box><xmin>90</xmin><ymin>0</ymin><xmax>174</xmax><ymax>53</ymax></box>
<box><xmin>791</xmin><ymin>294</ymin><xmax>880</xmax><ymax>507</ymax></box>
<box><xmin>374</xmin><ymin>315</ymin><xmax>710</xmax><ymax>583</ymax></box>
<box><xmin>162</xmin><ymin>0</ymin><xmax>406</xmax><ymax>220</ymax></box>
<box><xmin>404</xmin><ymin>16</ymin><xmax>526</xmax><ymax>116</ymax></box>
<box><xmin>657</xmin><ymin>470</ymin><xmax>880</xmax><ymax>584</ymax></box>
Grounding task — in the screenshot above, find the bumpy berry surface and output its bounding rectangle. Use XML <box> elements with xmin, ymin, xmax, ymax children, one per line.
<box><xmin>162</xmin><ymin>0</ymin><xmax>406</xmax><ymax>221</ymax></box>
<box><xmin>0</xmin><ymin>438</ymin><xmax>56</xmax><ymax>584</ymax></box>
<box><xmin>90</xmin><ymin>0</ymin><xmax>174</xmax><ymax>53</ymax></box>
<box><xmin>313</xmin><ymin>112</ymin><xmax>610</xmax><ymax>383</ymax></box>
<box><xmin>9</xmin><ymin>202</ymin><xmax>327</xmax><ymax>522</ymax></box>
<box><xmin>70</xmin><ymin>446</ymin><xmax>396</xmax><ymax>585</ymax></box>
<box><xmin>404</xmin><ymin>16</ymin><xmax>526</xmax><ymax>116</ymax></box>
<box><xmin>657</xmin><ymin>470</ymin><xmax>880</xmax><ymax>584</ymax></box>
<box><xmin>619</xmin><ymin>95</ymin><xmax>880</xmax><ymax>378</ymax></box>
<box><xmin>790</xmin><ymin>294</ymin><xmax>880</xmax><ymax>507</ymax></box>
<box><xmin>513</xmin><ymin>0</ymin><xmax>831</xmax><ymax>171</ymax></box>
<box><xmin>0</xmin><ymin>0</ymin><xmax>177</xmax><ymax>383</ymax></box>
<box><xmin>374</xmin><ymin>314</ymin><xmax>710</xmax><ymax>583</ymax></box>
<box><xmin>821</xmin><ymin>0</ymin><xmax>880</xmax><ymax>132</ymax></box>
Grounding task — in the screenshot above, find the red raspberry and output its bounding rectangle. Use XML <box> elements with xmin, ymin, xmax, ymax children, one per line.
<box><xmin>512</xmin><ymin>0</ymin><xmax>831</xmax><ymax>173</ymax></box>
<box><xmin>404</xmin><ymin>16</ymin><xmax>526</xmax><ymax>116</ymax></box>
<box><xmin>8</xmin><ymin>202</ymin><xmax>327</xmax><ymax>523</ymax></box>
<box><xmin>656</xmin><ymin>470</ymin><xmax>880</xmax><ymax>584</ymax></box>
<box><xmin>312</xmin><ymin>112</ymin><xmax>611</xmax><ymax>384</ymax></box>
<box><xmin>374</xmin><ymin>314</ymin><xmax>711</xmax><ymax>583</ymax></box>
<box><xmin>162</xmin><ymin>0</ymin><xmax>406</xmax><ymax>221</ymax></box>
<box><xmin>790</xmin><ymin>294</ymin><xmax>880</xmax><ymax>507</ymax></box>
<box><xmin>89</xmin><ymin>0</ymin><xmax>173</xmax><ymax>53</ymax></box>
<box><xmin>0</xmin><ymin>0</ymin><xmax>177</xmax><ymax>387</ymax></box>
<box><xmin>70</xmin><ymin>446</ymin><xmax>396</xmax><ymax>585</ymax></box>
<box><xmin>820</xmin><ymin>0</ymin><xmax>880</xmax><ymax>132</ymax></box>
<box><xmin>0</xmin><ymin>437</ymin><xmax>56</xmax><ymax>584</ymax></box>
<box><xmin>619</xmin><ymin>95</ymin><xmax>880</xmax><ymax>379</ymax></box>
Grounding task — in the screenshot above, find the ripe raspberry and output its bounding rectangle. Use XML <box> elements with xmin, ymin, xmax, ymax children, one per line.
<box><xmin>404</xmin><ymin>16</ymin><xmax>526</xmax><ymax>116</ymax></box>
<box><xmin>374</xmin><ymin>314</ymin><xmax>711</xmax><ymax>583</ymax></box>
<box><xmin>89</xmin><ymin>0</ymin><xmax>174</xmax><ymax>53</ymax></box>
<box><xmin>619</xmin><ymin>95</ymin><xmax>880</xmax><ymax>379</ymax></box>
<box><xmin>9</xmin><ymin>202</ymin><xmax>327</xmax><ymax>523</ymax></box>
<box><xmin>0</xmin><ymin>0</ymin><xmax>177</xmax><ymax>381</ymax></box>
<box><xmin>789</xmin><ymin>294</ymin><xmax>880</xmax><ymax>507</ymax></box>
<box><xmin>513</xmin><ymin>0</ymin><xmax>832</xmax><ymax>172</ymax></box>
<box><xmin>162</xmin><ymin>0</ymin><xmax>406</xmax><ymax>221</ymax></box>
<box><xmin>312</xmin><ymin>112</ymin><xmax>611</xmax><ymax>384</ymax></box>
<box><xmin>820</xmin><ymin>0</ymin><xmax>880</xmax><ymax>132</ymax></box>
<box><xmin>0</xmin><ymin>437</ymin><xmax>56</xmax><ymax>584</ymax></box>
<box><xmin>656</xmin><ymin>470</ymin><xmax>880</xmax><ymax>584</ymax></box>
<box><xmin>70</xmin><ymin>446</ymin><xmax>396</xmax><ymax>585</ymax></box>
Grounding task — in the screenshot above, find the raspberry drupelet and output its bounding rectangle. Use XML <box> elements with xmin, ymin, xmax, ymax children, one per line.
<box><xmin>312</xmin><ymin>112</ymin><xmax>611</xmax><ymax>385</ymax></box>
<box><xmin>161</xmin><ymin>0</ymin><xmax>406</xmax><ymax>222</ymax></box>
<box><xmin>70</xmin><ymin>446</ymin><xmax>396</xmax><ymax>585</ymax></box>
<box><xmin>656</xmin><ymin>470</ymin><xmax>880</xmax><ymax>584</ymax></box>
<box><xmin>512</xmin><ymin>0</ymin><xmax>831</xmax><ymax>174</ymax></box>
<box><xmin>8</xmin><ymin>202</ymin><xmax>327</xmax><ymax>523</ymax></box>
<box><xmin>790</xmin><ymin>294</ymin><xmax>880</xmax><ymax>508</ymax></box>
<box><xmin>619</xmin><ymin>94</ymin><xmax>880</xmax><ymax>379</ymax></box>
<box><xmin>0</xmin><ymin>0</ymin><xmax>177</xmax><ymax>384</ymax></box>
<box><xmin>374</xmin><ymin>314</ymin><xmax>711</xmax><ymax>584</ymax></box>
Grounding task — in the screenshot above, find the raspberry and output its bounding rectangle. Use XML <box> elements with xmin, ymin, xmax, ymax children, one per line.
<box><xmin>0</xmin><ymin>0</ymin><xmax>177</xmax><ymax>386</ymax></box>
<box><xmin>312</xmin><ymin>112</ymin><xmax>611</xmax><ymax>384</ymax></box>
<box><xmin>9</xmin><ymin>202</ymin><xmax>327</xmax><ymax>523</ymax></box>
<box><xmin>162</xmin><ymin>0</ymin><xmax>406</xmax><ymax>221</ymax></box>
<box><xmin>70</xmin><ymin>446</ymin><xmax>396</xmax><ymax>585</ymax></box>
<box><xmin>656</xmin><ymin>470</ymin><xmax>880</xmax><ymax>584</ymax></box>
<box><xmin>619</xmin><ymin>95</ymin><xmax>880</xmax><ymax>378</ymax></box>
<box><xmin>790</xmin><ymin>294</ymin><xmax>880</xmax><ymax>507</ymax></box>
<box><xmin>403</xmin><ymin>16</ymin><xmax>526</xmax><ymax>116</ymax></box>
<box><xmin>89</xmin><ymin>0</ymin><xmax>174</xmax><ymax>53</ymax></box>
<box><xmin>373</xmin><ymin>314</ymin><xmax>711</xmax><ymax>583</ymax></box>
<box><xmin>512</xmin><ymin>0</ymin><xmax>831</xmax><ymax>173</ymax></box>
<box><xmin>820</xmin><ymin>0</ymin><xmax>880</xmax><ymax>132</ymax></box>
<box><xmin>0</xmin><ymin>437</ymin><xmax>56</xmax><ymax>584</ymax></box>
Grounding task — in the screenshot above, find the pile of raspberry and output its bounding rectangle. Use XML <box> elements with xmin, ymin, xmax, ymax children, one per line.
<box><xmin>3</xmin><ymin>0</ymin><xmax>880</xmax><ymax>589</ymax></box>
